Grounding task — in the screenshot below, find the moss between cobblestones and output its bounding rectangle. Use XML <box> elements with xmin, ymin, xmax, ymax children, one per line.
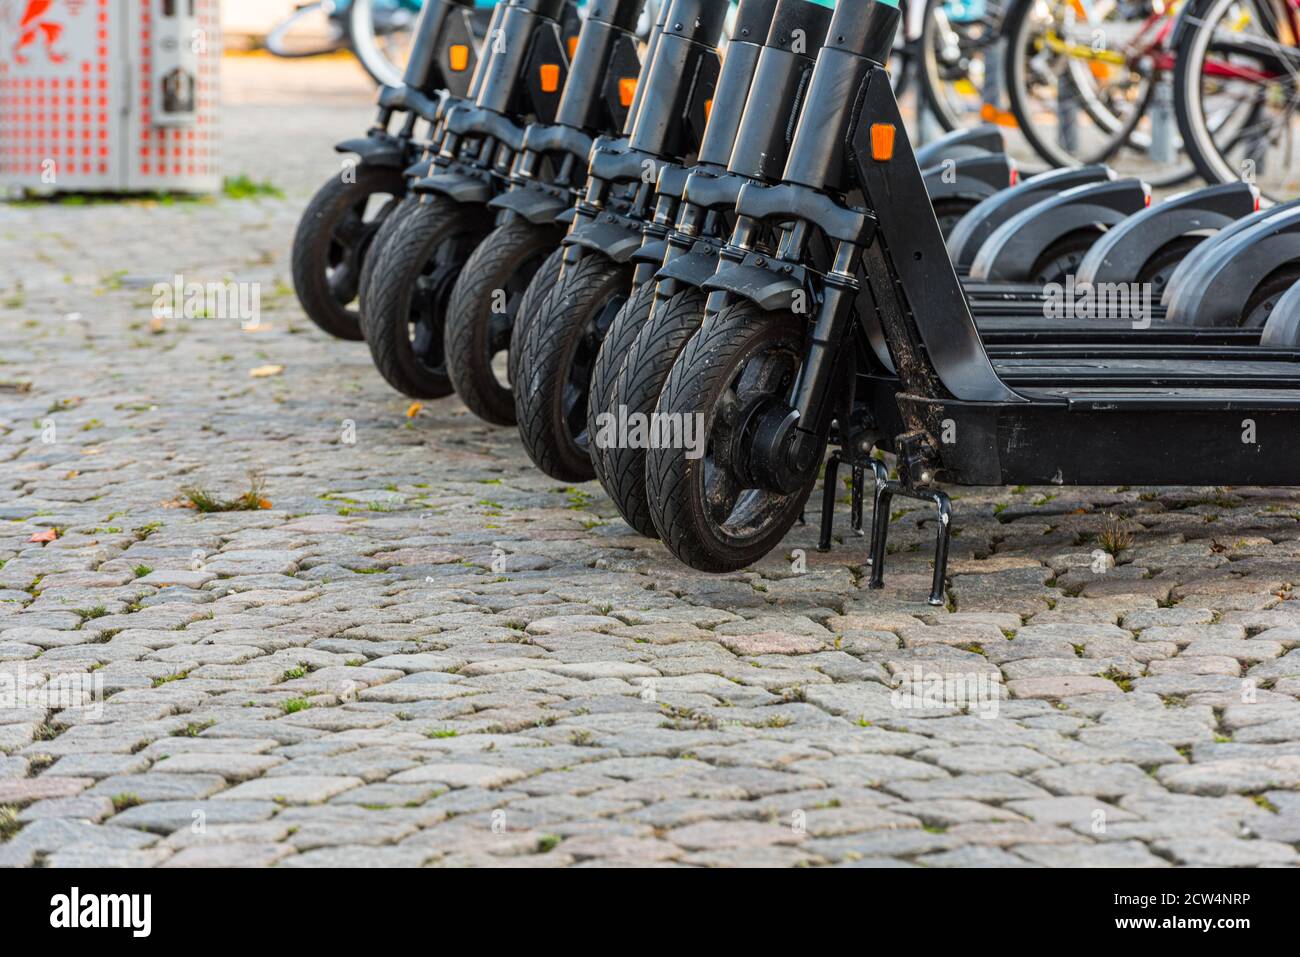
<box><xmin>0</xmin><ymin>806</ymin><xmax>20</xmax><ymax>843</ymax></box>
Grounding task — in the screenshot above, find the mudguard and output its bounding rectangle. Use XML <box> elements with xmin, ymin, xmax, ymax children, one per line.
<box><xmin>564</xmin><ymin>220</ymin><xmax>642</xmax><ymax>261</ymax></box>
<box><xmin>946</xmin><ymin>165</ymin><xmax>1113</xmax><ymax>272</ymax></box>
<box><xmin>969</xmin><ymin>179</ymin><xmax>1150</xmax><ymax>282</ymax></box>
<box><xmin>922</xmin><ymin>154</ymin><xmax>1016</xmax><ymax>204</ymax></box>
<box><xmin>1161</xmin><ymin>200</ymin><xmax>1300</xmax><ymax>305</ymax></box>
<box><xmin>335</xmin><ymin>136</ymin><xmax>405</xmax><ymax>168</ymax></box>
<box><xmin>1166</xmin><ymin>205</ymin><xmax>1300</xmax><ymax>328</ymax></box>
<box><xmin>633</xmin><ymin>238</ymin><xmax>669</xmax><ymax>265</ymax></box>
<box><xmin>1077</xmin><ymin>182</ymin><xmax>1257</xmax><ymax>285</ymax></box>
<box><xmin>1260</xmin><ymin>281</ymin><xmax>1300</xmax><ymax>347</ymax></box>
<box><xmin>914</xmin><ymin>125</ymin><xmax>1006</xmax><ymax>168</ymax></box>
<box><xmin>703</xmin><ymin>256</ymin><xmax>805</xmax><ymax>313</ymax></box>
<box><xmin>413</xmin><ymin>171</ymin><xmax>492</xmax><ymax>203</ymax></box>
<box><xmin>488</xmin><ymin>188</ymin><xmax>570</xmax><ymax>224</ymax></box>
<box><xmin>656</xmin><ymin>243</ymin><xmax>722</xmax><ymax>287</ymax></box>
<box><xmin>404</xmin><ymin>157</ymin><xmax>435</xmax><ymax>180</ymax></box>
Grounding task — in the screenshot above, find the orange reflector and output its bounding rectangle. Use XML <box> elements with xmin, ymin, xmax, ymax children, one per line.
<box><xmin>870</xmin><ymin>123</ymin><xmax>896</xmax><ymax>162</ymax></box>
<box><xmin>618</xmin><ymin>77</ymin><xmax>637</xmax><ymax>108</ymax></box>
<box><xmin>539</xmin><ymin>63</ymin><xmax>561</xmax><ymax>93</ymax></box>
<box><xmin>567</xmin><ymin>36</ymin><xmax>580</xmax><ymax>60</ymax></box>
<box><xmin>704</xmin><ymin>99</ymin><xmax>713</xmax><ymax>120</ymax></box>
<box><xmin>449</xmin><ymin>44</ymin><xmax>470</xmax><ymax>72</ymax></box>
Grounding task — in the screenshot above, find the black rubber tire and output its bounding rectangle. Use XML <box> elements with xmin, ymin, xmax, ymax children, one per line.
<box><xmin>598</xmin><ymin>288</ymin><xmax>707</xmax><ymax>538</ymax></box>
<box><xmin>514</xmin><ymin>253</ymin><xmax>633</xmax><ymax>481</ymax></box>
<box><xmin>933</xmin><ymin>199</ymin><xmax>977</xmax><ymax>241</ymax></box>
<box><xmin>508</xmin><ymin>246</ymin><xmax>565</xmax><ymax>389</ymax></box>
<box><xmin>363</xmin><ymin>197</ymin><xmax>494</xmax><ymax>399</ymax></box>
<box><xmin>292</xmin><ymin>165</ymin><xmax>406</xmax><ymax>341</ymax></box>
<box><xmin>1029</xmin><ymin>227</ymin><xmax>1104</xmax><ymax>286</ymax></box>
<box><xmin>587</xmin><ymin>279</ymin><xmax>657</xmax><ymax>494</ymax></box>
<box><xmin>358</xmin><ymin>193</ymin><xmax>421</xmax><ymax>326</ymax></box>
<box><xmin>444</xmin><ymin>218</ymin><xmax>563</xmax><ymax>426</ymax></box>
<box><xmin>645</xmin><ymin>302</ymin><xmax>818</xmax><ymax>573</ymax></box>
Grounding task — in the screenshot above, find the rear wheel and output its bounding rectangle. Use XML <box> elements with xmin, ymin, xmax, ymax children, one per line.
<box><xmin>1135</xmin><ymin>234</ymin><xmax>1204</xmax><ymax>295</ymax></box>
<box><xmin>1243</xmin><ymin>264</ymin><xmax>1300</xmax><ymax>329</ymax></box>
<box><xmin>1030</xmin><ymin>227</ymin><xmax>1104</xmax><ymax>285</ymax></box>
<box><xmin>363</xmin><ymin>197</ymin><xmax>493</xmax><ymax>398</ymax></box>
<box><xmin>514</xmin><ymin>254</ymin><xmax>633</xmax><ymax>481</ymax></box>
<box><xmin>588</xmin><ymin>280</ymin><xmax>658</xmax><ymax>494</ymax></box>
<box><xmin>599</xmin><ymin>288</ymin><xmax>709</xmax><ymax>539</ymax></box>
<box><xmin>445</xmin><ymin>218</ymin><xmax>563</xmax><ymax>426</ymax></box>
<box><xmin>645</xmin><ymin>303</ymin><xmax>819</xmax><ymax>573</ymax></box>
<box><xmin>292</xmin><ymin>165</ymin><xmax>405</xmax><ymax>341</ymax></box>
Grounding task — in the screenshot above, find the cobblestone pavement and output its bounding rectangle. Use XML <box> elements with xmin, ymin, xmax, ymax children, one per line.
<box><xmin>2</xmin><ymin>59</ymin><xmax>1300</xmax><ymax>869</ymax></box>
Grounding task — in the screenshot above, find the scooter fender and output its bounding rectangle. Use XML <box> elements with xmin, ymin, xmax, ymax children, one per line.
<box><xmin>969</xmin><ymin>178</ymin><xmax>1150</xmax><ymax>282</ymax></box>
<box><xmin>564</xmin><ymin>220</ymin><xmax>642</xmax><ymax>262</ymax></box>
<box><xmin>1162</xmin><ymin>199</ymin><xmax>1300</xmax><ymax>305</ymax></box>
<box><xmin>488</xmin><ymin>189</ymin><xmax>571</xmax><ymax>225</ymax></box>
<box><xmin>914</xmin><ymin>125</ymin><xmax>1006</xmax><ymax>168</ymax></box>
<box><xmin>412</xmin><ymin>171</ymin><xmax>491</xmax><ymax>203</ymax></box>
<box><xmin>632</xmin><ymin>239</ymin><xmax>670</xmax><ymax>266</ymax></box>
<box><xmin>1078</xmin><ymin>181</ymin><xmax>1258</xmax><ymax>285</ymax></box>
<box><xmin>1166</xmin><ymin>205</ymin><xmax>1300</xmax><ymax>327</ymax></box>
<box><xmin>335</xmin><ymin>136</ymin><xmax>405</xmax><ymax>168</ymax></box>
<box><xmin>703</xmin><ymin>256</ymin><xmax>806</xmax><ymax>313</ymax></box>
<box><xmin>656</xmin><ymin>243</ymin><xmax>721</xmax><ymax>287</ymax></box>
<box><xmin>946</xmin><ymin>164</ymin><xmax>1113</xmax><ymax>272</ymax></box>
<box><xmin>923</xmin><ymin>154</ymin><xmax>1016</xmax><ymax>204</ymax></box>
<box><xmin>404</xmin><ymin>157</ymin><xmax>435</xmax><ymax>180</ymax></box>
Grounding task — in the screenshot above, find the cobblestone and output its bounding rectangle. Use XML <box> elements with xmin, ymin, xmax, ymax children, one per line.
<box><xmin>1</xmin><ymin>57</ymin><xmax>1299</xmax><ymax>867</ymax></box>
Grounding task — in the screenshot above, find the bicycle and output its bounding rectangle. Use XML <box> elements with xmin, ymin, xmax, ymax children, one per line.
<box><xmin>268</xmin><ymin>0</ymin><xmax>489</xmax><ymax>87</ymax></box>
<box><xmin>1174</xmin><ymin>0</ymin><xmax>1300</xmax><ymax>201</ymax></box>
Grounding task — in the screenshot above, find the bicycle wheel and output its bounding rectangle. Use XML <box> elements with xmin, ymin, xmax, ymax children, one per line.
<box><xmin>1004</xmin><ymin>0</ymin><xmax>1153</xmax><ymax>165</ymax></box>
<box><xmin>1175</xmin><ymin>0</ymin><xmax>1300</xmax><ymax>201</ymax></box>
<box><xmin>921</xmin><ymin>0</ymin><xmax>1010</xmax><ymax>131</ymax></box>
<box><xmin>266</xmin><ymin>2</ymin><xmax>349</xmax><ymax>58</ymax></box>
<box><xmin>348</xmin><ymin>0</ymin><xmax>421</xmax><ymax>87</ymax></box>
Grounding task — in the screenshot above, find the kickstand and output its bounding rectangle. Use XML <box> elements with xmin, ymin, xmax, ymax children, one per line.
<box><xmin>867</xmin><ymin>481</ymin><xmax>953</xmax><ymax>607</ymax></box>
<box><xmin>818</xmin><ymin>453</ymin><xmax>888</xmax><ymax>557</ymax></box>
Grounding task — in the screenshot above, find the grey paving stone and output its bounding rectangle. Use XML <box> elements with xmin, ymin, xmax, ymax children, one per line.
<box><xmin>4</xmin><ymin>55</ymin><xmax>1300</xmax><ymax>869</ymax></box>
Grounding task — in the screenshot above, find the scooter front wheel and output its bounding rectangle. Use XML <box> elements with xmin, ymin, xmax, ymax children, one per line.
<box><xmin>364</xmin><ymin>196</ymin><xmax>493</xmax><ymax>399</ymax></box>
<box><xmin>445</xmin><ymin>218</ymin><xmax>564</xmax><ymax>426</ymax></box>
<box><xmin>514</xmin><ymin>253</ymin><xmax>634</xmax><ymax>481</ymax></box>
<box><xmin>587</xmin><ymin>280</ymin><xmax>657</xmax><ymax>498</ymax></box>
<box><xmin>358</xmin><ymin>193</ymin><xmax>422</xmax><ymax>324</ymax></box>
<box><xmin>508</xmin><ymin>247</ymin><xmax>566</xmax><ymax>389</ymax></box>
<box><xmin>597</xmin><ymin>287</ymin><xmax>708</xmax><ymax>539</ymax></box>
<box><xmin>645</xmin><ymin>302</ymin><xmax>819</xmax><ymax>573</ymax></box>
<box><xmin>291</xmin><ymin>165</ymin><xmax>406</xmax><ymax>341</ymax></box>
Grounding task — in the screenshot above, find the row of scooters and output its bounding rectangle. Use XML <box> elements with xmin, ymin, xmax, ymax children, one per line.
<box><xmin>292</xmin><ymin>0</ymin><xmax>1300</xmax><ymax>607</ymax></box>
